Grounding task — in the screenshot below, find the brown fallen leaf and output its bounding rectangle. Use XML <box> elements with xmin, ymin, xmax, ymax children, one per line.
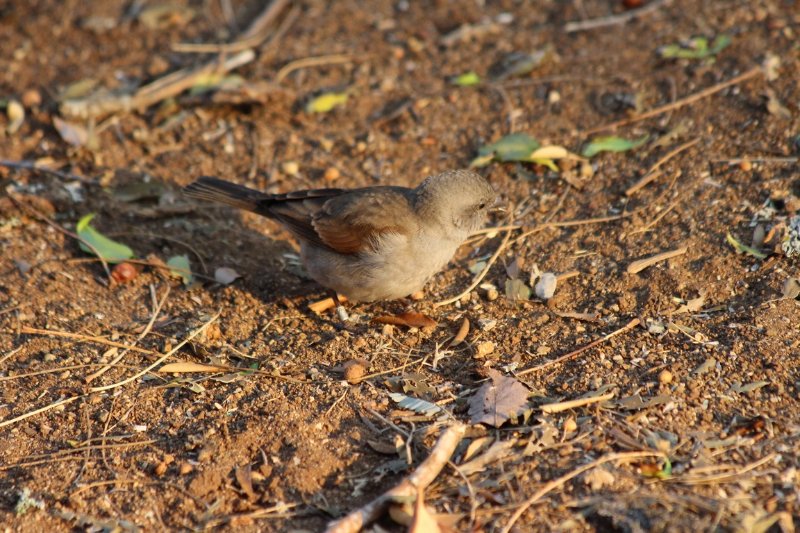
<box><xmin>372</xmin><ymin>311</ymin><xmax>437</xmax><ymax>328</ymax></box>
<box><xmin>235</xmin><ymin>465</ymin><xmax>257</xmax><ymax>501</ymax></box>
<box><xmin>468</xmin><ymin>369</ymin><xmax>529</xmax><ymax>427</ymax></box>
<box><xmin>449</xmin><ymin>317</ymin><xmax>470</xmax><ymax>347</ymax></box>
<box><xmin>409</xmin><ymin>488</ymin><xmax>442</xmax><ymax>533</ymax></box>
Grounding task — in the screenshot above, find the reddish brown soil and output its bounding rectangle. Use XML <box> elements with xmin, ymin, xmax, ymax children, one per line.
<box><xmin>1</xmin><ymin>1</ymin><xmax>799</xmax><ymax>531</ymax></box>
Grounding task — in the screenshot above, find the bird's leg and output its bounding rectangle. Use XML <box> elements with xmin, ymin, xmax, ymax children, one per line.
<box><xmin>331</xmin><ymin>291</ymin><xmax>350</xmax><ymax>322</ymax></box>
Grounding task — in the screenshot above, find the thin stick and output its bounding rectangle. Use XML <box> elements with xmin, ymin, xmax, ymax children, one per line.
<box><xmin>517</xmin><ymin>318</ymin><xmax>640</xmax><ymax>376</ymax></box>
<box><xmin>276</xmin><ymin>54</ymin><xmax>357</xmax><ymax>83</ymax></box>
<box><xmin>583</xmin><ymin>66</ymin><xmax>763</xmax><ymax>135</ymax></box>
<box><xmin>0</xmin><ymin>346</ymin><xmax>23</xmax><ymax>366</ymax></box>
<box><xmin>325</xmin><ymin>423</ymin><xmax>466</xmax><ymax>533</ymax></box>
<box><xmin>89</xmin><ymin>311</ymin><xmax>221</xmax><ymax>393</ymax></box>
<box><xmin>625</xmin><ymin>138</ymin><xmax>700</xmax><ymax>196</ymax></box>
<box><xmin>61</xmin><ymin>50</ymin><xmax>255</xmax><ymax>119</ymax></box>
<box><xmin>669</xmin><ymin>453</ymin><xmax>776</xmax><ymax>485</ymax></box>
<box><xmin>172</xmin><ymin>0</ymin><xmax>290</xmax><ymax>53</ymax></box>
<box><xmin>711</xmin><ymin>157</ymin><xmax>799</xmax><ymax>164</ymax></box>
<box><xmin>85</xmin><ymin>285</ymin><xmax>170</xmax><ymax>383</ymax></box>
<box><xmin>564</xmin><ymin>0</ymin><xmax>669</xmax><ymax>33</ymax></box>
<box><xmin>309</xmin><ymin>294</ymin><xmax>348</xmax><ymax>314</ymax></box>
<box><xmin>501</xmin><ymin>451</ymin><xmax>663</xmax><ymax>533</ymax></box>
<box><xmin>20</xmin><ymin>326</ymin><xmax>160</xmax><ymax>358</ymax></box>
<box><xmin>0</xmin><ymin>395</ymin><xmax>84</xmax><ymax>430</ymax></box>
<box><xmin>434</xmin><ymin>227</ymin><xmax>514</xmax><ymax>307</ymax></box>
<box><xmin>540</xmin><ymin>391</ymin><xmax>615</xmax><ymax>414</ymax></box>
<box><xmin>0</xmin><ymin>159</ymin><xmax>91</xmax><ymax>183</ymax></box>
<box><xmin>0</xmin><ymin>363</ymin><xmax>146</xmax><ymax>382</ymax></box>
<box><xmin>8</xmin><ymin>194</ymin><xmax>112</xmax><ymax>284</ymax></box>
<box><xmin>627</xmin><ymin>246</ymin><xmax>687</xmax><ymax>274</ymax></box>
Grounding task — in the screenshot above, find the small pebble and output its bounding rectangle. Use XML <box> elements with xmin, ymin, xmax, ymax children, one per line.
<box><xmin>21</xmin><ymin>88</ymin><xmax>41</xmax><ymax>108</ymax></box>
<box><xmin>343</xmin><ymin>359</ymin><xmax>367</xmax><ymax>384</ymax></box>
<box><xmin>485</xmin><ymin>288</ymin><xmax>499</xmax><ymax>301</ymax></box>
<box><xmin>179</xmin><ymin>462</ymin><xmax>193</xmax><ymax>475</ymax></box>
<box><xmin>477</xmin><ymin>318</ymin><xmax>497</xmax><ymax>331</ymax></box>
<box><xmin>281</xmin><ymin>161</ymin><xmax>299</xmax><ymax>176</ymax></box>
<box><xmin>563</xmin><ymin>417</ymin><xmax>577</xmax><ymax>433</ymax></box>
<box><xmin>659</xmin><ymin>369</ymin><xmax>673</xmax><ymax>384</ymax></box>
<box><xmin>324</xmin><ymin>167</ymin><xmax>340</xmax><ymax>182</ymax></box>
<box><xmin>534</xmin><ymin>273</ymin><xmax>557</xmax><ymax>300</ymax></box>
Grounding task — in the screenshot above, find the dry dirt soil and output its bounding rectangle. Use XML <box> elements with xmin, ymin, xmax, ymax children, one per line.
<box><xmin>1</xmin><ymin>0</ymin><xmax>799</xmax><ymax>531</ymax></box>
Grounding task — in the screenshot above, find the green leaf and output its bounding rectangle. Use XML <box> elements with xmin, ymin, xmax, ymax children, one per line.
<box><xmin>660</xmin><ymin>35</ymin><xmax>731</xmax><ymax>59</ymax></box>
<box><xmin>76</xmin><ymin>214</ymin><xmax>134</xmax><ymax>263</ymax></box>
<box><xmin>479</xmin><ymin>133</ymin><xmax>540</xmax><ymax>160</ymax></box>
<box><xmin>726</xmin><ymin>232</ymin><xmax>768</xmax><ymax>259</ymax></box>
<box><xmin>167</xmin><ymin>254</ymin><xmax>193</xmax><ymax>285</ymax></box>
<box><xmin>504</xmin><ymin>278</ymin><xmax>531</xmax><ymax>301</ymax></box>
<box><xmin>581</xmin><ymin>135</ymin><xmax>649</xmax><ymax>158</ymax></box>
<box><xmin>452</xmin><ymin>71</ymin><xmax>481</xmax><ymax>86</ymax></box>
<box><xmin>305</xmin><ymin>91</ymin><xmax>348</xmax><ymax>113</ymax></box>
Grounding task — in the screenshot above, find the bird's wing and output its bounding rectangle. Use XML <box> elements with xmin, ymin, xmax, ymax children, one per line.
<box><xmin>185</xmin><ymin>177</ymin><xmax>417</xmax><ymax>254</ymax></box>
<box><xmin>307</xmin><ymin>188</ymin><xmax>418</xmax><ymax>254</ymax></box>
<box><xmin>255</xmin><ymin>189</ymin><xmax>348</xmax><ymax>247</ymax></box>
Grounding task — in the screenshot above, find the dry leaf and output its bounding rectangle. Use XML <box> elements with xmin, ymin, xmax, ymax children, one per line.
<box><xmin>449</xmin><ymin>317</ymin><xmax>470</xmax><ymax>347</ymax></box>
<box><xmin>388</xmin><ymin>392</ymin><xmax>441</xmax><ymax>416</ymax></box>
<box><xmin>6</xmin><ymin>99</ymin><xmax>25</xmax><ymax>134</ymax></box>
<box><xmin>468</xmin><ymin>369</ymin><xmax>529</xmax><ymax>427</ymax></box>
<box><xmin>214</xmin><ymin>266</ymin><xmax>241</xmax><ymax>285</ymax></box>
<box><xmin>53</xmin><ymin>116</ymin><xmax>89</xmax><ymax>147</ymax></box>
<box><xmin>671</xmin><ymin>293</ymin><xmax>706</xmax><ymax>315</ymax></box>
<box><xmin>584</xmin><ymin>467</ymin><xmax>616</xmax><ymax>490</ymax></box>
<box><xmin>409</xmin><ymin>489</ymin><xmax>442</xmax><ymax>533</ymax></box>
<box><xmin>459</xmin><ymin>439</ymin><xmax>516</xmax><ymax>475</ymax></box>
<box><xmin>372</xmin><ymin>312</ymin><xmax>437</xmax><ymax>328</ymax></box>
<box><xmin>461</xmin><ymin>436</ymin><xmax>493</xmax><ymax>462</ymax></box>
<box><xmin>235</xmin><ymin>465</ymin><xmax>256</xmax><ymax>501</ymax></box>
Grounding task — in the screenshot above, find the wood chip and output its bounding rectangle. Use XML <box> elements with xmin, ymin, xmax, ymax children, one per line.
<box><xmin>627</xmin><ymin>247</ymin><xmax>687</xmax><ymax>274</ymax></box>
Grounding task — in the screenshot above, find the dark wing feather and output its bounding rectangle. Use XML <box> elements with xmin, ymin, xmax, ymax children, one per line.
<box><xmin>309</xmin><ymin>188</ymin><xmax>418</xmax><ymax>254</ymax></box>
<box><xmin>184</xmin><ymin>177</ymin><xmax>417</xmax><ymax>254</ymax></box>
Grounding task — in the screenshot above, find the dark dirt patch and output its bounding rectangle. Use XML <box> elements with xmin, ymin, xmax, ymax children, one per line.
<box><xmin>2</xmin><ymin>0</ymin><xmax>799</xmax><ymax>531</ymax></box>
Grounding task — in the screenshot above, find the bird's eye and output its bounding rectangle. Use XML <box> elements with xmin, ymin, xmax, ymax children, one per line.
<box><xmin>477</xmin><ymin>202</ymin><xmax>486</xmax><ymax>210</ymax></box>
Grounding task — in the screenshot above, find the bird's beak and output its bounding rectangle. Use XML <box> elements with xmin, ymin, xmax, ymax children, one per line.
<box><xmin>490</xmin><ymin>198</ymin><xmax>507</xmax><ymax>214</ymax></box>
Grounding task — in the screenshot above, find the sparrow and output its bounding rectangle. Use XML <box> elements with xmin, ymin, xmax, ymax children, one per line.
<box><xmin>183</xmin><ymin>169</ymin><xmax>496</xmax><ymax>305</ymax></box>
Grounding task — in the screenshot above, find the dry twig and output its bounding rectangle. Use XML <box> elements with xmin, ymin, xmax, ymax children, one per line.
<box><xmin>0</xmin><ymin>159</ymin><xmax>91</xmax><ymax>183</ymax></box>
<box><xmin>518</xmin><ymin>318</ymin><xmax>640</xmax><ymax>376</ymax></box>
<box><xmin>325</xmin><ymin>422</ymin><xmax>466</xmax><ymax>533</ymax></box>
<box><xmin>540</xmin><ymin>391</ymin><xmax>615</xmax><ymax>414</ymax></box>
<box><xmin>173</xmin><ymin>0</ymin><xmax>290</xmax><ymax>53</ymax></box>
<box><xmin>564</xmin><ymin>0</ymin><xmax>670</xmax><ymax>33</ymax></box>
<box><xmin>583</xmin><ymin>66</ymin><xmax>763</xmax><ymax>135</ymax></box>
<box><xmin>61</xmin><ymin>50</ymin><xmax>256</xmax><ymax>119</ymax></box>
<box><xmin>276</xmin><ymin>54</ymin><xmax>358</xmax><ymax>83</ymax></box>
<box><xmin>89</xmin><ymin>311</ymin><xmax>221</xmax><ymax>393</ymax></box>
<box><xmin>434</xmin><ymin>226</ymin><xmax>514</xmax><ymax>307</ymax></box>
<box><xmin>627</xmin><ymin>246</ymin><xmax>687</xmax><ymax>274</ymax></box>
<box><xmin>85</xmin><ymin>285</ymin><xmax>170</xmax><ymax>383</ymax></box>
<box><xmin>501</xmin><ymin>450</ymin><xmax>664</xmax><ymax>532</ymax></box>
<box><xmin>625</xmin><ymin>138</ymin><xmax>700</xmax><ymax>196</ymax></box>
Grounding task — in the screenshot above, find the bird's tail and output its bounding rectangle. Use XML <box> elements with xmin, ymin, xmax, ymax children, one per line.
<box><xmin>183</xmin><ymin>176</ymin><xmax>268</xmax><ymax>212</ymax></box>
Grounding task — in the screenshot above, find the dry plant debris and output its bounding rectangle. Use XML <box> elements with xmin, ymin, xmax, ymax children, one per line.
<box><xmin>2</xmin><ymin>1</ymin><xmax>799</xmax><ymax>531</ymax></box>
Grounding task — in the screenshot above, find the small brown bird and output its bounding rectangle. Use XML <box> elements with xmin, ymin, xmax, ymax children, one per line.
<box><xmin>184</xmin><ymin>169</ymin><xmax>496</xmax><ymax>305</ymax></box>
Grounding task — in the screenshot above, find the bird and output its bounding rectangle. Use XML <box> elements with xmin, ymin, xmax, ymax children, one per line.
<box><xmin>183</xmin><ymin>169</ymin><xmax>497</xmax><ymax>314</ymax></box>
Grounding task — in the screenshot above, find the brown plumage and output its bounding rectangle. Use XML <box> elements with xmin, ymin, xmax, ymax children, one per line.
<box><xmin>183</xmin><ymin>170</ymin><xmax>496</xmax><ymax>302</ymax></box>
